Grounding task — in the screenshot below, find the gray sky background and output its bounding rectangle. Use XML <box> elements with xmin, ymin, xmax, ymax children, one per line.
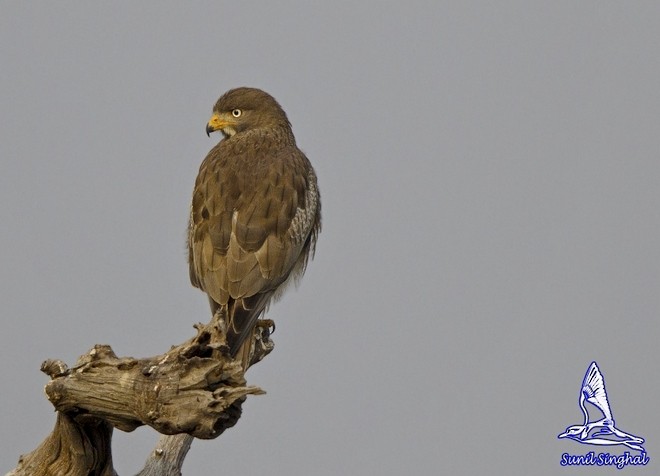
<box><xmin>1</xmin><ymin>2</ymin><xmax>659</xmax><ymax>475</ymax></box>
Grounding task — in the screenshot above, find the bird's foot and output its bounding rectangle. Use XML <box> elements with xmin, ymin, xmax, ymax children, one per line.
<box><xmin>250</xmin><ymin>319</ymin><xmax>276</xmax><ymax>365</ymax></box>
<box><xmin>256</xmin><ymin>319</ymin><xmax>276</xmax><ymax>336</ymax></box>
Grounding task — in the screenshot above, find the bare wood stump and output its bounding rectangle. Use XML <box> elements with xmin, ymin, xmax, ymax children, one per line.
<box><xmin>6</xmin><ymin>312</ymin><xmax>274</xmax><ymax>476</ymax></box>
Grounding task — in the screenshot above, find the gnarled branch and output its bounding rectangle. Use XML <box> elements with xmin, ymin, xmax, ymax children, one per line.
<box><xmin>6</xmin><ymin>313</ymin><xmax>274</xmax><ymax>476</ymax></box>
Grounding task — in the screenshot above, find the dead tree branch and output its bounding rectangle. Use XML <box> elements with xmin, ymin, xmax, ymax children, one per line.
<box><xmin>6</xmin><ymin>313</ymin><xmax>274</xmax><ymax>476</ymax></box>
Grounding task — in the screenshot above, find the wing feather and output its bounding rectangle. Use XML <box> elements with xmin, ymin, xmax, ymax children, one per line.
<box><xmin>582</xmin><ymin>362</ymin><xmax>613</xmax><ymax>421</ymax></box>
<box><xmin>188</xmin><ymin>132</ymin><xmax>319</xmax><ymax>355</ymax></box>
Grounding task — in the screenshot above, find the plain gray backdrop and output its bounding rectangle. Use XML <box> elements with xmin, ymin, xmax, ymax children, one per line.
<box><xmin>1</xmin><ymin>2</ymin><xmax>659</xmax><ymax>475</ymax></box>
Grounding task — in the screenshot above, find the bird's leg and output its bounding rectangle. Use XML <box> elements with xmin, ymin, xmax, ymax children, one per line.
<box><xmin>212</xmin><ymin>307</ymin><xmax>229</xmax><ymax>336</ymax></box>
<box><xmin>250</xmin><ymin>319</ymin><xmax>275</xmax><ymax>366</ymax></box>
<box><xmin>608</xmin><ymin>426</ymin><xmax>645</xmax><ymax>444</ymax></box>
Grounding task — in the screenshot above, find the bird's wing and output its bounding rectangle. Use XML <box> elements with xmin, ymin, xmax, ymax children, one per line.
<box><xmin>188</xmin><ymin>138</ymin><xmax>320</xmax><ymax>353</ymax></box>
<box><xmin>581</xmin><ymin>362</ymin><xmax>613</xmax><ymax>421</ymax></box>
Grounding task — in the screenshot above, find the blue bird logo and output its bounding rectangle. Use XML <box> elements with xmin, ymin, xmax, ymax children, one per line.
<box><xmin>558</xmin><ymin>362</ymin><xmax>645</xmax><ymax>452</ymax></box>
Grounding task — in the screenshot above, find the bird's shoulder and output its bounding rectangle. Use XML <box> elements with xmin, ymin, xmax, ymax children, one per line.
<box><xmin>190</xmin><ymin>131</ymin><xmax>318</xmax><ymax>254</ymax></box>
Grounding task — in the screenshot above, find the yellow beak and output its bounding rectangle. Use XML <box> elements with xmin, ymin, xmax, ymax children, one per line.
<box><xmin>206</xmin><ymin>113</ymin><xmax>232</xmax><ymax>136</ymax></box>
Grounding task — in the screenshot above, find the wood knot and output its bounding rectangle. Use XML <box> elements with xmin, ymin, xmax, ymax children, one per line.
<box><xmin>41</xmin><ymin>359</ymin><xmax>69</xmax><ymax>378</ymax></box>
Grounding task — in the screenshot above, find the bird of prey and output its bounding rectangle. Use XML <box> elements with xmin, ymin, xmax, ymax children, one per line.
<box><xmin>188</xmin><ymin>87</ymin><xmax>321</xmax><ymax>367</ymax></box>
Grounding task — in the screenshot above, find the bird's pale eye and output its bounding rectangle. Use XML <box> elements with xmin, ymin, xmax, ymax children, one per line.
<box><xmin>231</xmin><ymin>109</ymin><xmax>242</xmax><ymax>117</ymax></box>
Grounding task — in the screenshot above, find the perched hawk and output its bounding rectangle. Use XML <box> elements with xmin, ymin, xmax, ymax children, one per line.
<box><xmin>188</xmin><ymin>87</ymin><xmax>321</xmax><ymax>366</ymax></box>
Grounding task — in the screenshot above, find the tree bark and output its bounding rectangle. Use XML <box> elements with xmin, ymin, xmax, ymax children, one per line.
<box><xmin>135</xmin><ymin>434</ymin><xmax>193</xmax><ymax>476</ymax></box>
<box><xmin>6</xmin><ymin>313</ymin><xmax>274</xmax><ymax>476</ymax></box>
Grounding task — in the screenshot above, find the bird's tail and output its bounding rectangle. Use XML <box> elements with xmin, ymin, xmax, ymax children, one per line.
<box><xmin>212</xmin><ymin>294</ymin><xmax>271</xmax><ymax>370</ymax></box>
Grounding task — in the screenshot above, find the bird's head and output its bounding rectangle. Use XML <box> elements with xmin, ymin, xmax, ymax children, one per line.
<box><xmin>558</xmin><ymin>425</ymin><xmax>587</xmax><ymax>440</ymax></box>
<box><xmin>206</xmin><ymin>87</ymin><xmax>291</xmax><ymax>139</ymax></box>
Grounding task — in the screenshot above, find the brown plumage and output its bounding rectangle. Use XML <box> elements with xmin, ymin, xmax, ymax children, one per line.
<box><xmin>188</xmin><ymin>87</ymin><xmax>321</xmax><ymax>367</ymax></box>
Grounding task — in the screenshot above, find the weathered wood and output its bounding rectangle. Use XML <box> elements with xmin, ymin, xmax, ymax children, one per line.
<box><xmin>6</xmin><ymin>313</ymin><xmax>274</xmax><ymax>476</ymax></box>
<box><xmin>6</xmin><ymin>413</ymin><xmax>117</xmax><ymax>476</ymax></box>
<box><xmin>135</xmin><ymin>434</ymin><xmax>193</xmax><ymax>476</ymax></box>
<box><xmin>135</xmin><ymin>319</ymin><xmax>275</xmax><ymax>476</ymax></box>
